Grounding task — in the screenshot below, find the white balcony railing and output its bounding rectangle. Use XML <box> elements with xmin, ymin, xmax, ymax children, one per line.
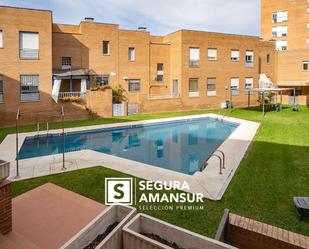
<box><xmin>58</xmin><ymin>92</ymin><xmax>85</xmax><ymax>99</ymax></box>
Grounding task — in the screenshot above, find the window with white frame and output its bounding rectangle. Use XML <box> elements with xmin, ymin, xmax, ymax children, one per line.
<box><xmin>245</xmin><ymin>77</ymin><xmax>253</xmax><ymax>94</ymax></box>
<box><xmin>156</xmin><ymin>63</ymin><xmax>164</xmax><ymax>82</ymax></box>
<box><xmin>128</xmin><ymin>79</ymin><xmax>140</xmax><ymax>92</ymax></box>
<box><xmin>189</xmin><ymin>78</ymin><xmax>199</xmax><ymax>97</ymax></box>
<box><xmin>231</xmin><ymin>50</ymin><xmax>240</xmax><ymax>61</ymax></box>
<box><xmin>103</xmin><ymin>41</ymin><xmax>110</xmax><ymax>55</ymax></box>
<box><xmin>302</xmin><ymin>61</ymin><xmax>309</xmax><ymax>71</ymax></box>
<box><xmin>128</xmin><ymin>47</ymin><xmax>135</xmax><ymax>61</ymax></box>
<box><xmin>0</xmin><ymin>30</ymin><xmax>3</xmax><ymax>48</ymax></box>
<box><xmin>272</xmin><ymin>26</ymin><xmax>288</xmax><ymax>37</ymax></box>
<box><xmin>208</xmin><ymin>48</ymin><xmax>217</xmax><ymax>60</ymax></box>
<box><xmin>272</xmin><ymin>11</ymin><xmax>288</xmax><ymax>23</ymax></box>
<box><xmin>230</xmin><ymin>78</ymin><xmax>239</xmax><ymax>96</ymax></box>
<box><xmin>20</xmin><ymin>75</ymin><xmax>40</xmax><ymax>101</ymax></box>
<box><xmin>61</xmin><ymin>57</ymin><xmax>71</xmax><ymax>70</ymax></box>
<box><xmin>276</xmin><ymin>40</ymin><xmax>288</xmax><ymax>51</ymax></box>
<box><xmin>0</xmin><ymin>75</ymin><xmax>3</xmax><ymax>103</ymax></box>
<box><xmin>189</xmin><ymin>48</ymin><xmax>200</xmax><ymax>67</ymax></box>
<box><xmin>96</xmin><ymin>75</ymin><xmax>109</xmax><ymax>85</ymax></box>
<box><xmin>307</xmin><ymin>38</ymin><xmax>309</xmax><ymax>44</ymax></box>
<box><xmin>207</xmin><ymin>78</ymin><xmax>216</xmax><ymax>96</ymax></box>
<box><xmin>307</xmin><ymin>23</ymin><xmax>309</xmax><ymax>29</ymax></box>
<box><xmin>19</xmin><ymin>32</ymin><xmax>39</xmax><ymax>59</ymax></box>
<box><xmin>307</xmin><ymin>7</ymin><xmax>309</xmax><ymax>13</ymax></box>
<box><xmin>245</xmin><ymin>51</ymin><xmax>254</xmax><ymax>67</ymax></box>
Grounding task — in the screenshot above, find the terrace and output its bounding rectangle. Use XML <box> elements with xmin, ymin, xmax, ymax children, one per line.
<box><xmin>0</xmin><ymin>106</ymin><xmax>308</xmax><ymax>239</ymax></box>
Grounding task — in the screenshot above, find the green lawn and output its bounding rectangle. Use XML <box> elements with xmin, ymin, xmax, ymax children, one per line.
<box><xmin>5</xmin><ymin>106</ymin><xmax>309</xmax><ymax>238</ymax></box>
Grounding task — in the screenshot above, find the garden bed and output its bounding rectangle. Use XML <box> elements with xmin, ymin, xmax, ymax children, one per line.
<box><xmin>61</xmin><ymin>205</ymin><xmax>136</xmax><ymax>249</ymax></box>
<box><xmin>123</xmin><ymin>213</ymin><xmax>236</xmax><ymax>249</ymax></box>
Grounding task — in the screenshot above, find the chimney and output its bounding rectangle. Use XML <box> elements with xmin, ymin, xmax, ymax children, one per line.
<box><xmin>0</xmin><ymin>160</ymin><xmax>12</xmax><ymax>235</ymax></box>
<box><xmin>84</xmin><ymin>17</ymin><xmax>95</xmax><ymax>22</ymax></box>
<box><xmin>138</xmin><ymin>27</ymin><xmax>147</xmax><ymax>32</ymax></box>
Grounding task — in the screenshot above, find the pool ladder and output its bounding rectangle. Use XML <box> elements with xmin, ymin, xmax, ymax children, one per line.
<box><xmin>200</xmin><ymin>149</ymin><xmax>225</xmax><ymax>175</ymax></box>
<box><xmin>36</xmin><ymin>122</ymin><xmax>49</xmax><ymax>137</ymax></box>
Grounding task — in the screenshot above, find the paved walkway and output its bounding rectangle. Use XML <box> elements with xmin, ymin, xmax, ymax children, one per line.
<box><xmin>0</xmin><ymin>183</ymin><xmax>105</xmax><ymax>249</ymax></box>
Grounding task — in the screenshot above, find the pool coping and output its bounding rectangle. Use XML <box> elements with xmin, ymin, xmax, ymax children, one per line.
<box><xmin>0</xmin><ymin>114</ymin><xmax>260</xmax><ymax>200</ymax></box>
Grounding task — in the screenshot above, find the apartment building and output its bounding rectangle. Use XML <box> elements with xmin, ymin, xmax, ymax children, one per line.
<box><xmin>0</xmin><ymin>5</ymin><xmax>275</xmax><ymax>126</ymax></box>
<box><xmin>261</xmin><ymin>0</ymin><xmax>309</xmax><ymax>95</ymax></box>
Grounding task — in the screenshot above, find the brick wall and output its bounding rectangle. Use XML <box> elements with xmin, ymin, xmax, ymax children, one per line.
<box><xmin>228</xmin><ymin>213</ymin><xmax>309</xmax><ymax>249</ymax></box>
<box><xmin>0</xmin><ymin>180</ymin><xmax>12</xmax><ymax>235</ymax></box>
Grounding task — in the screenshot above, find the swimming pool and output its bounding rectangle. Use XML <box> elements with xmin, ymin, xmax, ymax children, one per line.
<box><xmin>19</xmin><ymin>117</ymin><xmax>238</xmax><ymax>175</ymax></box>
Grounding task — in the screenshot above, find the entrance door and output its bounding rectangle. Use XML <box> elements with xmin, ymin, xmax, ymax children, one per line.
<box><xmin>172</xmin><ymin>80</ymin><xmax>179</xmax><ymax>97</ymax></box>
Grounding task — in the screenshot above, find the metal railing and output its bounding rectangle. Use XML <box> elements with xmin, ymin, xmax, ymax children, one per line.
<box><xmin>15</xmin><ymin>109</ymin><xmax>21</xmax><ymax>178</ymax></box>
<box><xmin>58</xmin><ymin>92</ymin><xmax>85</xmax><ymax>99</ymax></box>
<box><xmin>200</xmin><ymin>149</ymin><xmax>226</xmax><ymax>175</ymax></box>
<box><xmin>20</xmin><ymin>49</ymin><xmax>39</xmax><ymax>59</ymax></box>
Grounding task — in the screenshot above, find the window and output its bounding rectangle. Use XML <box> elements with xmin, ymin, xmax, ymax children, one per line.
<box><xmin>208</xmin><ymin>48</ymin><xmax>217</xmax><ymax>60</ymax></box>
<box><xmin>245</xmin><ymin>77</ymin><xmax>253</xmax><ymax>94</ymax></box>
<box><xmin>19</xmin><ymin>32</ymin><xmax>39</xmax><ymax>59</ymax></box>
<box><xmin>207</xmin><ymin>78</ymin><xmax>216</xmax><ymax>96</ymax></box>
<box><xmin>156</xmin><ymin>63</ymin><xmax>164</xmax><ymax>81</ymax></box>
<box><xmin>20</xmin><ymin>75</ymin><xmax>40</xmax><ymax>101</ymax></box>
<box><xmin>189</xmin><ymin>78</ymin><xmax>199</xmax><ymax>97</ymax></box>
<box><xmin>61</xmin><ymin>57</ymin><xmax>71</xmax><ymax>70</ymax></box>
<box><xmin>267</xmin><ymin>54</ymin><xmax>271</xmax><ymax>64</ymax></box>
<box><xmin>96</xmin><ymin>75</ymin><xmax>109</xmax><ymax>85</ymax></box>
<box><xmin>128</xmin><ymin>47</ymin><xmax>135</xmax><ymax>61</ymax></box>
<box><xmin>272</xmin><ymin>26</ymin><xmax>288</xmax><ymax>37</ymax></box>
<box><xmin>128</xmin><ymin>79</ymin><xmax>140</xmax><ymax>92</ymax></box>
<box><xmin>230</xmin><ymin>78</ymin><xmax>239</xmax><ymax>96</ymax></box>
<box><xmin>307</xmin><ymin>23</ymin><xmax>309</xmax><ymax>29</ymax></box>
<box><xmin>189</xmin><ymin>48</ymin><xmax>200</xmax><ymax>67</ymax></box>
<box><xmin>0</xmin><ymin>30</ymin><xmax>3</xmax><ymax>48</ymax></box>
<box><xmin>272</xmin><ymin>11</ymin><xmax>288</xmax><ymax>23</ymax></box>
<box><xmin>0</xmin><ymin>75</ymin><xmax>3</xmax><ymax>103</ymax></box>
<box><xmin>245</xmin><ymin>51</ymin><xmax>254</xmax><ymax>67</ymax></box>
<box><xmin>103</xmin><ymin>41</ymin><xmax>110</xmax><ymax>55</ymax></box>
<box><xmin>276</xmin><ymin>40</ymin><xmax>288</xmax><ymax>51</ymax></box>
<box><xmin>302</xmin><ymin>61</ymin><xmax>309</xmax><ymax>71</ymax></box>
<box><xmin>307</xmin><ymin>38</ymin><xmax>309</xmax><ymax>44</ymax></box>
<box><xmin>231</xmin><ymin>50</ymin><xmax>239</xmax><ymax>61</ymax></box>
<box><xmin>307</xmin><ymin>7</ymin><xmax>309</xmax><ymax>13</ymax></box>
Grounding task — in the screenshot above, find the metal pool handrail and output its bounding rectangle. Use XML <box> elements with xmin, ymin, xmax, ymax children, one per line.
<box><xmin>200</xmin><ymin>150</ymin><xmax>226</xmax><ymax>174</ymax></box>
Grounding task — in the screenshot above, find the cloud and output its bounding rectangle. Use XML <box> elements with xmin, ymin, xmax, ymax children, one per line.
<box><xmin>0</xmin><ymin>0</ymin><xmax>260</xmax><ymax>36</ymax></box>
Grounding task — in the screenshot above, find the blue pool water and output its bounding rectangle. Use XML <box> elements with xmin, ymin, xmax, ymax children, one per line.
<box><xmin>19</xmin><ymin>117</ymin><xmax>238</xmax><ymax>175</ymax></box>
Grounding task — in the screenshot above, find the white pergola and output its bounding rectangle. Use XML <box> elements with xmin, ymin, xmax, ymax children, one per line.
<box><xmin>230</xmin><ymin>87</ymin><xmax>296</xmax><ymax>116</ymax></box>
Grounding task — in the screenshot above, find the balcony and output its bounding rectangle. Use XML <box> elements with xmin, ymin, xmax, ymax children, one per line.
<box><xmin>20</xmin><ymin>49</ymin><xmax>39</xmax><ymax>60</ymax></box>
<box><xmin>58</xmin><ymin>91</ymin><xmax>85</xmax><ymax>100</ymax></box>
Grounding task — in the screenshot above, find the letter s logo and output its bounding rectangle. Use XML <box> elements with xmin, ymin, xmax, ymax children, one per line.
<box><xmin>114</xmin><ymin>183</ymin><xmax>124</xmax><ymax>199</ymax></box>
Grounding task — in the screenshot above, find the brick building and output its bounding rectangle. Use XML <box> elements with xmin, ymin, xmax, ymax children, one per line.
<box><xmin>0</xmin><ymin>5</ymin><xmax>275</xmax><ymax>126</ymax></box>
<box><xmin>261</xmin><ymin>0</ymin><xmax>309</xmax><ymax>95</ymax></box>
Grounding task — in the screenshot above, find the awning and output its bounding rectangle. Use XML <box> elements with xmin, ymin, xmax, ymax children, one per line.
<box><xmin>53</xmin><ymin>68</ymin><xmax>97</xmax><ymax>78</ymax></box>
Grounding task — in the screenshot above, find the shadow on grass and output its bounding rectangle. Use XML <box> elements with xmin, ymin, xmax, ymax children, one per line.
<box><xmin>11</xmin><ymin>139</ymin><xmax>309</xmax><ymax>239</ymax></box>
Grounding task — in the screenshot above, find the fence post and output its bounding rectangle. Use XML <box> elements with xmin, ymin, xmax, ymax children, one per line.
<box><xmin>15</xmin><ymin>109</ymin><xmax>20</xmax><ymax>178</ymax></box>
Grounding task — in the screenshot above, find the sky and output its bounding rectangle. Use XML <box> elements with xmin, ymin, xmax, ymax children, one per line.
<box><xmin>0</xmin><ymin>0</ymin><xmax>261</xmax><ymax>36</ymax></box>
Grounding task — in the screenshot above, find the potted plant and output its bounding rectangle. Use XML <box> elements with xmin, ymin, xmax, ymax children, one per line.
<box><xmin>112</xmin><ymin>85</ymin><xmax>127</xmax><ymax>116</ymax></box>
